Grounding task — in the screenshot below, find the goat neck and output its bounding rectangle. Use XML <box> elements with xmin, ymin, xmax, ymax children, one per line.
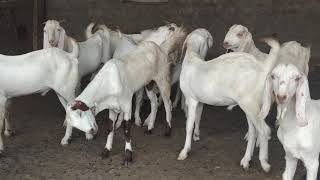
<box><xmin>246</xmin><ymin>39</ymin><xmax>267</xmax><ymax>60</ymax></box>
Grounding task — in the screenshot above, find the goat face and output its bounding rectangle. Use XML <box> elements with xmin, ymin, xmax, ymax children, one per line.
<box><xmin>270</xmin><ymin>64</ymin><xmax>303</xmax><ymax>105</ymax></box>
<box><xmin>65</xmin><ymin>100</ymin><xmax>98</xmax><ymax>134</ymax></box>
<box><xmin>223</xmin><ymin>24</ymin><xmax>252</xmax><ymax>52</ymax></box>
<box><xmin>144</xmin><ymin>23</ymin><xmax>178</xmax><ymax>45</ymax></box>
<box><xmin>43</xmin><ymin>20</ymin><xmax>65</xmax><ymax>48</ymax></box>
<box><xmin>260</xmin><ymin>63</ymin><xmax>309</xmax><ymax>126</ymax></box>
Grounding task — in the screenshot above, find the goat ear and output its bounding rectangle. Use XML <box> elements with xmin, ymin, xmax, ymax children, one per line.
<box><xmin>295</xmin><ymin>75</ymin><xmax>309</xmax><ymax>127</ymax></box>
<box><xmin>43</xmin><ymin>30</ymin><xmax>51</xmax><ymax>49</ymax></box>
<box><xmin>206</xmin><ymin>32</ymin><xmax>213</xmax><ymax>49</ymax></box>
<box><xmin>57</xmin><ymin>28</ymin><xmax>66</xmax><ymax>49</ymax></box>
<box><xmin>258</xmin><ymin>74</ymin><xmax>273</xmax><ymax>120</ymax></box>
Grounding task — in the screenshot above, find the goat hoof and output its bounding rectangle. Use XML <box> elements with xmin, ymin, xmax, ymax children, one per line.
<box><xmin>164</xmin><ymin>124</ymin><xmax>171</xmax><ymax>137</ymax></box>
<box><xmin>261</xmin><ymin>160</ymin><xmax>271</xmax><ymax>173</ymax></box>
<box><xmin>60</xmin><ymin>138</ymin><xmax>71</xmax><ymax>146</ymax></box>
<box><xmin>240</xmin><ymin>157</ymin><xmax>250</xmax><ymax>170</ymax></box>
<box><xmin>134</xmin><ymin>119</ymin><xmax>142</xmax><ymax>127</ymax></box>
<box><xmin>4</xmin><ymin>130</ymin><xmax>14</xmax><ymax>137</ymax></box>
<box><xmin>164</xmin><ymin>127</ymin><xmax>171</xmax><ymax>137</ymax></box>
<box><xmin>177</xmin><ymin>149</ymin><xmax>188</xmax><ymax>160</ymax></box>
<box><xmin>144</xmin><ymin>129</ymin><xmax>152</xmax><ymax>135</ymax></box>
<box><xmin>85</xmin><ymin>133</ymin><xmax>94</xmax><ymax>141</ymax></box>
<box><xmin>122</xmin><ymin>150</ymin><xmax>133</xmax><ymax>166</ymax></box>
<box><xmin>193</xmin><ymin>134</ymin><xmax>200</xmax><ymax>141</ymax></box>
<box><xmin>101</xmin><ymin>149</ymin><xmax>110</xmax><ymax>159</ymax></box>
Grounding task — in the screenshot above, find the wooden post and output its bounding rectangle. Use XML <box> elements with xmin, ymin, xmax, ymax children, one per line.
<box><xmin>32</xmin><ymin>0</ymin><xmax>38</xmax><ymax>50</ymax></box>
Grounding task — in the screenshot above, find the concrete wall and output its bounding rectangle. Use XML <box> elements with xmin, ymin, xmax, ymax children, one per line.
<box><xmin>46</xmin><ymin>0</ymin><xmax>320</xmax><ymax>59</ymax></box>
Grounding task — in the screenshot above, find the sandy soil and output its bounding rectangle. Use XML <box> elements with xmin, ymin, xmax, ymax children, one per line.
<box><xmin>2</xmin><ymin>67</ymin><xmax>320</xmax><ymax>180</ymax></box>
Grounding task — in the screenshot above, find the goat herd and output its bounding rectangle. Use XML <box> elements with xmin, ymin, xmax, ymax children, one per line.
<box><xmin>0</xmin><ymin>20</ymin><xmax>316</xmax><ymax>180</ymax></box>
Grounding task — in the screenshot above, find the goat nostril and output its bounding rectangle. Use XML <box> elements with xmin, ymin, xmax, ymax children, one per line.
<box><xmin>223</xmin><ymin>42</ymin><xmax>229</xmax><ymax>48</ymax></box>
<box><xmin>277</xmin><ymin>95</ymin><xmax>287</xmax><ymax>103</ymax></box>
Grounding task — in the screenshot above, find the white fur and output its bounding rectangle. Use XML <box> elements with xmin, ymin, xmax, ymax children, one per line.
<box><xmin>133</xmin><ymin>24</ymin><xmax>188</xmax><ymax>129</ymax></box>
<box><xmin>178</xmin><ymin>29</ymin><xmax>281</xmax><ymax>173</ymax></box>
<box><xmin>63</xmin><ymin>26</ymin><xmax>186</xmax><ymax>160</ymax></box>
<box><xmin>0</xmin><ymin>41</ymin><xmax>80</xmax><ymax>153</ymax></box>
<box><xmin>223</xmin><ymin>24</ymin><xmax>310</xmax><ymax>75</ymax></box>
<box><xmin>223</xmin><ymin>24</ymin><xmax>311</xmax><ymax>136</ymax></box>
<box><xmin>43</xmin><ymin>20</ymin><xmax>111</xmax><ymax>78</ymax></box>
<box><xmin>259</xmin><ymin>64</ymin><xmax>319</xmax><ymax>180</ymax></box>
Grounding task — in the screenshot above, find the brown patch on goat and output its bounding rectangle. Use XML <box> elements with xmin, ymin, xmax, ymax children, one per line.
<box><xmin>146</xmin><ymin>81</ymin><xmax>156</xmax><ymax>91</ymax></box>
<box><xmin>123</xmin><ymin>121</ymin><xmax>131</xmax><ymax>143</ymax></box>
<box><xmin>71</xmin><ymin>100</ymin><xmax>89</xmax><ymax>111</ymax></box>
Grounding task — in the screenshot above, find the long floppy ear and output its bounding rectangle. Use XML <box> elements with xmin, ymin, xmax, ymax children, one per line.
<box><xmin>258</xmin><ymin>74</ymin><xmax>273</xmax><ymax>120</ymax></box>
<box><xmin>57</xmin><ymin>28</ymin><xmax>66</xmax><ymax>49</ymax></box>
<box><xmin>242</xmin><ymin>28</ymin><xmax>252</xmax><ymax>51</ymax></box>
<box><xmin>43</xmin><ymin>31</ymin><xmax>51</xmax><ymax>49</ymax></box>
<box><xmin>295</xmin><ymin>74</ymin><xmax>310</xmax><ymax>127</ymax></box>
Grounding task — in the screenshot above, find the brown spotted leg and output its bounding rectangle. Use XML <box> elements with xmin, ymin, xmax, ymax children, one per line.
<box><xmin>101</xmin><ymin>110</ymin><xmax>118</xmax><ymax>158</ymax></box>
<box><xmin>123</xmin><ymin>120</ymin><xmax>132</xmax><ymax>165</ymax></box>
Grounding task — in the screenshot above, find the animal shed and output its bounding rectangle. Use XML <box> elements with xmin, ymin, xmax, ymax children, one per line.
<box><xmin>0</xmin><ymin>0</ymin><xmax>320</xmax><ymax>179</ymax></box>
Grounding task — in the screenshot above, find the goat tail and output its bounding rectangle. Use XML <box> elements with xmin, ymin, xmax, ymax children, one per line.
<box><xmin>260</xmin><ymin>37</ymin><xmax>280</xmax><ymax>73</ymax></box>
<box><xmin>95</xmin><ymin>24</ymin><xmax>109</xmax><ymax>32</ymax></box>
<box><xmin>67</xmin><ymin>37</ymin><xmax>80</xmax><ymax>59</ymax></box>
<box><xmin>304</xmin><ymin>45</ymin><xmax>311</xmax><ymax>75</ymax></box>
<box><xmin>179</xmin><ymin>35</ymin><xmax>188</xmax><ymax>63</ymax></box>
<box><xmin>85</xmin><ymin>22</ymin><xmax>95</xmax><ymax>39</ymax></box>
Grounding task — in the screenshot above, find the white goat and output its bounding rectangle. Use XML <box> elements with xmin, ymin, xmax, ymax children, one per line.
<box><xmin>0</xmin><ymin>39</ymin><xmax>80</xmax><ymax>154</ymax></box>
<box><xmin>223</xmin><ymin>24</ymin><xmax>310</xmax><ymax>74</ymax></box>
<box><xmin>92</xmin><ymin>23</ymin><xmax>185</xmax><ymax>132</ymax></box>
<box><xmin>43</xmin><ymin>20</ymin><xmax>111</xmax><ymax>78</ymax></box>
<box><xmin>223</xmin><ymin>24</ymin><xmax>311</xmax><ymax>121</ymax></box>
<box><xmin>61</xmin><ymin>25</ymin><xmax>185</xmax><ymax>164</ymax></box>
<box><xmin>131</xmin><ymin>25</ymin><xmax>186</xmax><ymax>128</ymax></box>
<box><xmin>178</xmin><ymin>29</ymin><xmax>281</xmax><ymax>173</ymax></box>
<box><xmin>259</xmin><ymin>64</ymin><xmax>319</xmax><ymax>180</ymax></box>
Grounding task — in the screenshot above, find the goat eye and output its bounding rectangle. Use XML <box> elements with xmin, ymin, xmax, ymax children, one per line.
<box><xmin>271</xmin><ymin>74</ymin><xmax>275</xmax><ymax>79</ymax></box>
<box><xmin>295</xmin><ymin>77</ymin><xmax>301</xmax><ymax>82</ymax></box>
<box><xmin>169</xmin><ymin>26</ymin><xmax>175</xmax><ymax>31</ymax></box>
<box><xmin>237</xmin><ymin>33</ymin><xmax>243</xmax><ymax>37</ymax></box>
<box><xmin>57</xmin><ymin>29</ymin><xmax>61</xmax><ymax>32</ymax></box>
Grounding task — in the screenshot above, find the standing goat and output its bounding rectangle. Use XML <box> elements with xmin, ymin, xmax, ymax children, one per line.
<box><xmin>259</xmin><ymin>64</ymin><xmax>319</xmax><ymax>180</ymax></box>
<box><xmin>0</xmin><ymin>39</ymin><xmax>81</xmax><ymax>154</ymax></box>
<box><xmin>92</xmin><ymin>23</ymin><xmax>186</xmax><ymax>132</ymax></box>
<box><xmin>223</xmin><ymin>24</ymin><xmax>310</xmax><ymax>121</ymax></box>
<box><xmin>43</xmin><ymin>20</ymin><xmax>111</xmax><ymax>92</ymax></box>
<box><xmin>223</xmin><ymin>24</ymin><xmax>310</xmax><ymax>74</ymax></box>
<box><xmin>178</xmin><ymin>28</ymin><xmax>280</xmax><ymax>173</ymax></box>
<box><xmin>62</xmin><ymin>25</ymin><xmax>185</xmax><ymax>164</ymax></box>
<box><xmin>133</xmin><ymin>25</ymin><xmax>187</xmax><ymax>132</ymax></box>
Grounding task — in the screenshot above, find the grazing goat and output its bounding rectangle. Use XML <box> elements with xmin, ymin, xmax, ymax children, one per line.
<box><xmin>93</xmin><ymin>23</ymin><xmax>185</xmax><ymax>132</ymax></box>
<box><xmin>0</xmin><ymin>39</ymin><xmax>80</xmax><ymax>154</ymax></box>
<box><xmin>259</xmin><ymin>64</ymin><xmax>319</xmax><ymax>180</ymax></box>
<box><xmin>62</xmin><ymin>25</ymin><xmax>185</xmax><ymax>164</ymax></box>
<box><xmin>178</xmin><ymin>29</ymin><xmax>280</xmax><ymax>173</ymax></box>
<box><xmin>223</xmin><ymin>24</ymin><xmax>310</xmax><ymax>123</ymax></box>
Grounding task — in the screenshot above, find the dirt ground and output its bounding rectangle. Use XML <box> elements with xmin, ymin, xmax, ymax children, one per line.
<box><xmin>1</xmin><ymin>65</ymin><xmax>320</xmax><ymax>180</ymax></box>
